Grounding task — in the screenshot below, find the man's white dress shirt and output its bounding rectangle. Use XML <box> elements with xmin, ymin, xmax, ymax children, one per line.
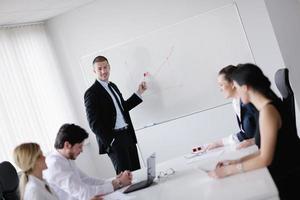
<box><xmin>24</xmin><ymin>175</ymin><xmax>59</xmax><ymax>200</ymax></box>
<box><xmin>97</xmin><ymin>79</ymin><xmax>128</xmax><ymax>130</ymax></box>
<box><xmin>44</xmin><ymin>150</ymin><xmax>114</xmax><ymax>200</ymax></box>
<box><xmin>97</xmin><ymin>79</ymin><xmax>142</xmax><ymax>130</ymax></box>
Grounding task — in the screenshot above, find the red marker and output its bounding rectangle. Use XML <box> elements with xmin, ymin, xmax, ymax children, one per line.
<box><xmin>143</xmin><ymin>72</ymin><xmax>150</xmax><ymax>83</ymax></box>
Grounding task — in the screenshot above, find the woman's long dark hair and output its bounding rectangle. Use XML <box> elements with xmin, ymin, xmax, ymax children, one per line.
<box><xmin>231</xmin><ymin>63</ymin><xmax>280</xmax><ymax>103</ymax></box>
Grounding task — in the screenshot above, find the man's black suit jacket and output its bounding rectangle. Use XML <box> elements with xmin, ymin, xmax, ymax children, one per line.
<box><xmin>84</xmin><ymin>80</ymin><xmax>142</xmax><ymax>154</ymax></box>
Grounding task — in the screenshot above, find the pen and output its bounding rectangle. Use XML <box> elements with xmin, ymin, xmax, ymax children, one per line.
<box><xmin>216</xmin><ymin>161</ymin><xmax>230</xmax><ymax>168</ymax></box>
<box><xmin>198</xmin><ymin>166</ymin><xmax>210</xmax><ymax>173</ymax></box>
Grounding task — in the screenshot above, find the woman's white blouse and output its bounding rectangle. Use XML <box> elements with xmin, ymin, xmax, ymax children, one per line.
<box><xmin>222</xmin><ymin>98</ymin><xmax>242</xmax><ymax>145</ymax></box>
<box><xmin>23</xmin><ymin>175</ymin><xmax>59</xmax><ymax>200</ymax></box>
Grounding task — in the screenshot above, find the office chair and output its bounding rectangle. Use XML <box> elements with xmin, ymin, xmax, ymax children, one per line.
<box><xmin>0</xmin><ymin>161</ymin><xmax>19</xmax><ymax>200</ymax></box>
<box><xmin>274</xmin><ymin>68</ymin><xmax>297</xmax><ymax>135</ymax></box>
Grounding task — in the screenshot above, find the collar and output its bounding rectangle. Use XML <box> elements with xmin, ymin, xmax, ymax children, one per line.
<box><xmin>97</xmin><ymin>78</ymin><xmax>109</xmax><ymax>87</ymax></box>
<box><xmin>28</xmin><ymin>175</ymin><xmax>48</xmax><ymax>187</ymax></box>
<box><xmin>53</xmin><ymin>150</ymin><xmax>69</xmax><ymax>161</ymax></box>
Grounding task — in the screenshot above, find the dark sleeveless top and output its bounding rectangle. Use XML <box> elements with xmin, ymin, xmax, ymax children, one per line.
<box><xmin>254</xmin><ymin>101</ymin><xmax>300</xmax><ymax>181</ymax></box>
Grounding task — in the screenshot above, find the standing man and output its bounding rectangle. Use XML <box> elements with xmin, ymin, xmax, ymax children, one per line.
<box><xmin>84</xmin><ymin>55</ymin><xmax>147</xmax><ymax>174</ymax></box>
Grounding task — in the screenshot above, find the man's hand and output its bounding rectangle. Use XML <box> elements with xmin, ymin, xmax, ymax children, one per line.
<box><xmin>137</xmin><ymin>81</ymin><xmax>147</xmax><ymax>95</ymax></box>
<box><xmin>113</xmin><ymin>170</ymin><xmax>133</xmax><ymax>190</ymax></box>
<box><xmin>118</xmin><ymin>170</ymin><xmax>132</xmax><ymax>186</ymax></box>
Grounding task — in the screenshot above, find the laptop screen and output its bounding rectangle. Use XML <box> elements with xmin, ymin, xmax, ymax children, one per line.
<box><xmin>123</xmin><ymin>152</ymin><xmax>156</xmax><ymax>194</ymax></box>
<box><xmin>147</xmin><ymin>153</ymin><xmax>156</xmax><ymax>182</ymax></box>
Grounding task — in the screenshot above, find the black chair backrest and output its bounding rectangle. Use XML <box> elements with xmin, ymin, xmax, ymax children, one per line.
<box><xmin>275</xmin><ymin>68</ymin><xmax>294</xmax><ymax>99</ymax></box>
<box><xmin>0</xmin><ymin>161</ymin><xmax>19</xmax><ymax>200</ymax></box>
<box><xmin>274</xmin><ymin>68</ymin><xmax>297</xmax><ymax>134</ymax></box>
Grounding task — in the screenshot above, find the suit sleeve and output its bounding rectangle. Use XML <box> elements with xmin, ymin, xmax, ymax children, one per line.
<box><xmin>123</xmin><ymin>93</ymin><xmax>143</xmax><ymax>111</ymax></box>
<box><xmin>235</xmin><ymin>105</ymin><xmax>257</xmax><ymax>142</ymax></box>
<box><xmin>110</xmin><ymin>83</ymin><xmax>142</xmax><ymax>112</ymax></box>
<box><xmin>84</xmin><ymin>89</ymin><xmax>113</xmax><ymax>146</ymax></box>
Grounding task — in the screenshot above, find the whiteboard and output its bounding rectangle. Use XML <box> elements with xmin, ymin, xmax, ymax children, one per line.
<box><xmin>80</xmin><ymin>4</ymin><xmax>254</xmax><ymax>129</ymax></box>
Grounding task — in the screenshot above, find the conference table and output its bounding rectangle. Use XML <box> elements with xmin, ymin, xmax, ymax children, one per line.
<box><xmin>106</xmin><ymin>145</ymin><xmax>279</xmax><ymax>200</ymax></box>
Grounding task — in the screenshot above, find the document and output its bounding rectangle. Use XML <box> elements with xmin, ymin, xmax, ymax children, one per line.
<box><xmin>104</xmin><ymin>191</ymin><xmax>135</xmax><ymax>200</ymax></box>
<box><xmin>186</xmin><ymin>149</ymin><xmax>224</xmax><ymax>164</ymax></box>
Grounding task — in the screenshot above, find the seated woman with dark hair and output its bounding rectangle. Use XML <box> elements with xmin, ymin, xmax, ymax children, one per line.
<box><xmin>208</xmin><ymin>63</ymin><xmax>300</xmax><ymax>200</ymax></box>
<box><xmin>201</xmin><ymin>65</ymin><xmax>258</xmax><ymax>151</ymax></box>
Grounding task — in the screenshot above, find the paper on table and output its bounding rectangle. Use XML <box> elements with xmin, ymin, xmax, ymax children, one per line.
<box><xmin>104</xmin><ymin>191</ymin><xmax>136</xmax><ymax>200</ymax></box>
<box><xmin>184</xmin><ymin>151</ymin><xmax>205</xmax><ymax>159</ymax></box>
<box><xmin>186</xmin><ymin>149</ymin><xmax>224</xmax><ymax>164</ymax></box>
<box><xmin>197</xmin><ymin>166</ymin><xmax>210</xmax><ymax>173</ymax></box>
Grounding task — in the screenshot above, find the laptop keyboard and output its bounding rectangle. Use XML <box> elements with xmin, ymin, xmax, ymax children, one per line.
<box><xmin>123</xmin><ymin>180</ymin><xmax>149</xmax><ymax>193</ymax></box>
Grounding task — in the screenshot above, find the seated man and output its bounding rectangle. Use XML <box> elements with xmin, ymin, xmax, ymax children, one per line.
<box><xmin>44</xmin><ymin>123</ymin><xmax>132</xmax><ymax>200</ymax></box>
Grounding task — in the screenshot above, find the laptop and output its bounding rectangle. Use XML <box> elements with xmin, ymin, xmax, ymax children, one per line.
<box><xmin>123</xmin><ymin>153</ymin><xmax>156</xmax><ymax>193</ymax></box>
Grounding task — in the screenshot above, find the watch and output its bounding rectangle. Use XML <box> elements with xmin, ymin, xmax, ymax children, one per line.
<box><xmin>236</xmin><ymin>163</ymin><xmax>244</xmax><ymax>173</ymax></box>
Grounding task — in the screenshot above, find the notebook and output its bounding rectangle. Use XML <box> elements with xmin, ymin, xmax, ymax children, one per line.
<box><xmin>123</xmin><ymin>153</ymin><xmax>156</xmax><ymax>193</ymax></box>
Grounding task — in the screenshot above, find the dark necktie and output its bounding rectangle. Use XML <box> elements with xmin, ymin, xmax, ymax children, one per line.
<box><xmin>108</xmin><ymin>83</ymin><xmax>124</xmax><ymax>112</ymax></box>
<box><xmin>45</xmin><ymin>184</ymin><xmax>52</xmax><ymax>194</ymax></box>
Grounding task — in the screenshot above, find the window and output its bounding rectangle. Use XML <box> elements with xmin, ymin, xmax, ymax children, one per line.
<box><xmin>0</xmin><ymin>23</ymin><xmax>76</xmax><ymax>164</ymax></box>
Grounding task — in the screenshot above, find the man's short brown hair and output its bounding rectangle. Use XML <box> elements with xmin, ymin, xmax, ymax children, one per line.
<box><xmin>92</xmin><ymin>56</ymin><xmax>108</xmax><ymax>65</ymax></box>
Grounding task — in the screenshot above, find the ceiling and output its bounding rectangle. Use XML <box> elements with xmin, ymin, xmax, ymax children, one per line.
<box><xmin>1</xmin><ymin>0</ymin><xmax>300</xmax><ymax>27</ymax></box>
<box><xmin>0</xmin><ymin>0</ymin><xmax>96</xmax><ymax>26</ymax></box>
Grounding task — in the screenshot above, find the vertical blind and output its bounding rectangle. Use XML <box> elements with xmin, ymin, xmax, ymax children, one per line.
<box><xmin>0</xmin><ymin>23</ymin><xmax>76</xmax><ymax>164</ymax></box>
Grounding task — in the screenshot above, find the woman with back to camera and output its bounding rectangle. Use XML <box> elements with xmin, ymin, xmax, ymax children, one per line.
<box><xmin>201</xmin><ymin>65</ymin><xmax>258</xmax><ymax>151</ymax></box>
<box><xmin>208</xmin><ymin>63</ymin><xmax>300</xmax><ymax>199</ymax></box>
<box><xmin>13</xmin><ymin>143</ymin><xmax>59</xmax><ymax>200</ymax></box>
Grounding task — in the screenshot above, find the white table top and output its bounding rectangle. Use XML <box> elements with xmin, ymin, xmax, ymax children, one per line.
<box><xmin>108</xmin><ymin>146</ymin><xmax>279</xmax><ymax>200</ymax></box>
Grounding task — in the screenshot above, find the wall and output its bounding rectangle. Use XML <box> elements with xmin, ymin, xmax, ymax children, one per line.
<box><xmin>136</xmin><ymin>103</ymin><xmax>237</xmax><ymax>164</ymax></box>
<box><xmin>235</xmin><ymin>0</ymin><xmax>285</xmax><ymax>85</ymax></box>
<box><xmin>45</xmin><ymin>0</ymin><xmax>297</xmax><ymax>178</ymax></box>
<box><xmin>264</xmin><ymin>0</ymin><xmax>300</xmax><ymax>135</ymax></box>
<box><xmin>78</xmin><ymin>3</ymin><xmax>254</xmax><ymax>130</ymax></box>
<box><xmin>46</xmin><ymin>0</ymin><xmax>235</xmax><ymax>178</ymax></box>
